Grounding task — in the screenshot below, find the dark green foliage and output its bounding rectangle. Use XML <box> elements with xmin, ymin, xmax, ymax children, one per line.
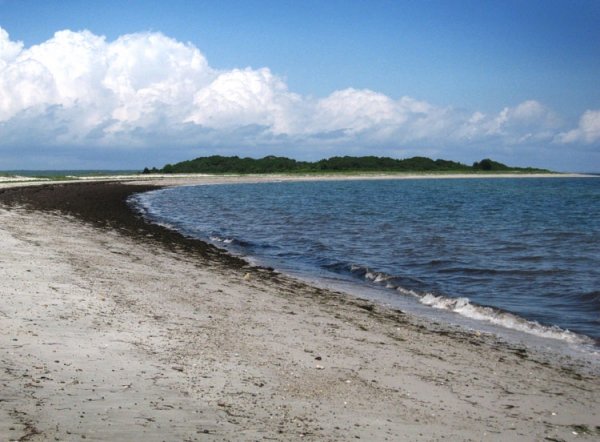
<box><xmin>142</xmin><ymin>155</ymin><xmax>549</xmax><ymax>174</ymax></box>
<box><xmin>472</xmin><ymin>158</ymin><xmax>510</xmax><ymax>171</ymax></box>
<box><xmin>312</xmin><ymin>156</ymin><xmax>472</xmax><ymax>172</ymax></box>
<box><xmin>142</xmin><ymin>167</ymin><xmax>159</xmax><ymax>174</ymax></box>
<box><xmin>153</xmin><ymin>155</ymin><xmax>310</xmax><ymax>174</ymax></box>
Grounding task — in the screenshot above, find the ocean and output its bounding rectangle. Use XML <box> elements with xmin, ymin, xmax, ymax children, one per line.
<box><xmin>130</xmin><ymin>177</ymin><xmax>600</xmax><ymax>352</ymax></box>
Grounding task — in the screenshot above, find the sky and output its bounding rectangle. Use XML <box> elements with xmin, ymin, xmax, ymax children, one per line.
<box><xmin>0</xmin><ymin>0</ymin><xmax>599</xmax><ymax>171</ymax></box>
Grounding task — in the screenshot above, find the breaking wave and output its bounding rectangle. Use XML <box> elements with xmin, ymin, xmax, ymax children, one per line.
<box><xmin>418</xmin><ymin>293</ymin><xmax>592</xmax><ymax>345</ymax></box>
<box><xmin>326</xmin><ymin>262</ymin><xmax>594</xmax><ymax>346</ymax></box>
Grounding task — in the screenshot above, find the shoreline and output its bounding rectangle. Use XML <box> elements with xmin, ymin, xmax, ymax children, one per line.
<box><xmin>1</xmin><ymin>180</ymin><xmax>599</xmax><ymax>440</ymax></box>
<box><xmin>8</xmin><ymin>178</ymin><xmax>598</xmax><ymax>351</ymax></box>
<box><xmin>0</xmin><ymin>170</ymin><xmax>596</xmax><ymax>189</ymax></box>
<box><xmin>131</xmin><ymin>176</ymin><xmax>599</xmax><ymax>354</ymax></box>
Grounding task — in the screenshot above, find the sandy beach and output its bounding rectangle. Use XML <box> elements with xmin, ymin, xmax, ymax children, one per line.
<box><xmin>1</xmin><ymin>177</ymin><xmax>599</xmax><ymax>441</ymax></box>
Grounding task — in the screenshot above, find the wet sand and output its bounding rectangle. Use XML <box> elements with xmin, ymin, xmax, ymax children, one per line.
<box><xmin>1</xmin><ymin>180</ymin><xmax>599</xmax><ymax>441</ymax></box>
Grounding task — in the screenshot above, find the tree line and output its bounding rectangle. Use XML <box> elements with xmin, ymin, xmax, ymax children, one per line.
<box><xmin>142</xmin><ymin>155</ymin><xmax>549</xmax><ymax>174</ymax></box>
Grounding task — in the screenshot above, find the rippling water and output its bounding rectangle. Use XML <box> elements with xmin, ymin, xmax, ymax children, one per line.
<box><xmin>131</xmin><ymin>178</ymin><xmax>600</xmax><ymax>346</ymax></box>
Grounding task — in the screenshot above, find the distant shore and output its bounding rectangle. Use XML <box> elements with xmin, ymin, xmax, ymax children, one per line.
<box><xmin>1</xmin><ymin>179</ymin><xmax>599</xmax><ymax>440</ymax></box>
<box><xmin>1</xmin><ymin>170</ymin><xmax>594</xmax><ymax>192</ymax></box>
<box><xmin>126</xmin><ymin>171</ymin><xmax>593</xmax><ymax>189</ymax></box>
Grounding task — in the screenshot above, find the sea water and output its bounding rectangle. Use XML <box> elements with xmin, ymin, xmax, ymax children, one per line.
<box><xmin>130</xmin><ymin>177</ymin><xmax>600</xmax><ymax>351</ymax></box>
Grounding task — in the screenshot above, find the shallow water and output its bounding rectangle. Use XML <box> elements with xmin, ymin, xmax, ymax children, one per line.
<box><xmin>131</xmin><ymin>177</ymin><xmax>600</xmax><ymax>347</ymax></box>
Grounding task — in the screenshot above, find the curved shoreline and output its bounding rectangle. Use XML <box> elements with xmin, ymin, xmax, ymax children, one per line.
<box><xmin>2</xmin><ymin>179</ymin><xmax>598</xmax><ymax>355</ymax></box>
<box><xmin>133</xmin><ymin>178</ymin><xmax>599</xmax><ymax>351</ymax></box>
<box><xmin>1</xmin><ymin>179</ymin><xmax>600</xmax><ymax>440</ymax></box>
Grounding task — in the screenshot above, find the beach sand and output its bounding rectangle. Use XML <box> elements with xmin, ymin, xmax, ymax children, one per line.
<box><xmin>1</xmin><ymin>179</ymin><xmax>599</xmax><ymax>441</ymax></box>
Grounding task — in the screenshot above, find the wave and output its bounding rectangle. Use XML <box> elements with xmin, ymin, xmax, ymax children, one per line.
<box><xmin>581</xmin><ymin>290</ymin><xmax>600</xmax><ymax>305</ymax></box>
<box><xmin>419</xmin><ymin>293</ymin><xmax>592</xmax><ymax>345</ymax></box>
<box><xmin>208</xmin><ymin>235</ymin><xmax>256</xmax><ymax>249</ymax></box>
<box><xmin>324</xmin><ymin>261</ymin><xmax>594</xmax><ymax>346</ymax></box>
<box><xmin>209</xmin><ymin>235</ymin><xmax>234</xmax><ymax>245</ymax></box>
<box><xmin>325</xmin><ymin>262</ymin><xmax>426</xmax><ymax>289</ymax></box>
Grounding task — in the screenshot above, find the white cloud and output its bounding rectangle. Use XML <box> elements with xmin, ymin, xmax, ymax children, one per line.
<box><xmin>0</xmin><ymin>26</ymin><xmax>596</xmax><ymax>168</ymax></box>
<box><xmin>186</xmin><ymin>67</ymin><xmax>301</xmax><ymax>134</ymax></box>
<box><xmin>453</xmin><ymin>100</ymin><xmax>563</xmax><ymax>145</ymax></box>
<box><xmin>104</xmin><ymin>32</ymin><xmax>212</xmax><ymax>128</ymax></box>
<box><xmin>0</xmin><ymin>27</ymin><xmax>22</xmax><ymax>65</ymax></box>
<box><xmin>556</xmin><ymin>110</ymin><xmax>600</xmax><ymax>144</ymax></box>
<box><xmin>311</xmin><ymin>89</ymin><xmax>402</xmax><ymax>134</ymax></box>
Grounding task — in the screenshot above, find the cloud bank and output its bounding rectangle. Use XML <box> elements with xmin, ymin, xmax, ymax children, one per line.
<box><xmin>0</xmin><ymin>27</ymin><xmax>598</xmax><ymax>168</ymax></box>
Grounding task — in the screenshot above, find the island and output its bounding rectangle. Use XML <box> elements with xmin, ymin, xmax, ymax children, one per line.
<box><xmin>142</xmin><ymin>155</ymin><xmax>550</xmax><ymax>175</ymax></box>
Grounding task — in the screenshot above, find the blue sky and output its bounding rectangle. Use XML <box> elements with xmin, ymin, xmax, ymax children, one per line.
<box><xmin>0</xmin><ymin>0</ymin><xmax>599</xmax><ymax>171</ymax></box>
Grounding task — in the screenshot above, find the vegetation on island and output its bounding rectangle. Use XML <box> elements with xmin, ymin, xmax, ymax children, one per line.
<box><xmin>142</xmin><ymin>155</ymin><xmax>550</xmax><ymax>175</ymax></box>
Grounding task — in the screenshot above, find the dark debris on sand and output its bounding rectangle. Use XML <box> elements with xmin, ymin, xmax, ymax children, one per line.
<box><xmin>0</xmin><ymin>182</ymin><xmax>249</xmax><ymax>270</ymax></box>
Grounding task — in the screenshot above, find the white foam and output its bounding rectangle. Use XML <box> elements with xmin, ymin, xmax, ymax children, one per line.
<box><xmin>210</xmin><ymin>236</ymin><xmax>233</xmax><ymax>244</ymax></box>
<box><xmin>419</xmin><ymin>293</ymin><xmax>592</xmax><ymax>345</ymax></box>
<box><xmin>396</xmin><ymin>286</ymin><xmax>420</xmax><ymax>297</ymax></box>
<box><xmin>0</xmin><ymin>175</ymin><xmax>48</xmax><ymax>182</ymax></box>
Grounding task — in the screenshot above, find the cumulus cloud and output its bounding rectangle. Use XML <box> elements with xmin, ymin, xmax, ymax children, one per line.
<box><xmin>453</xmin><ymin>100</ymin><xmax>563</xmax><ymax>146</ymax></box>
<box><xmin>0</xmin><ymin>27</ymin><xmax>22</xmax><ymax>64</ymax></box>
<box><xmin>556</xmin><ymin>110</ymin><xmax>600</xmax><ymax>144</ymax></box>
<box><xmin>311</xmin><ymin>89</ymin><xmax>403</xmax><ymax>135</ymax></box>
<box><xmin>0</xmin><ymin>26</ymin><xmax>596</xmax><ymax>167</ymax></box>
<box><xmin>186</xmin><ymin>67</ymin><xmax>301</xmax><ymax>134</ymax></box>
